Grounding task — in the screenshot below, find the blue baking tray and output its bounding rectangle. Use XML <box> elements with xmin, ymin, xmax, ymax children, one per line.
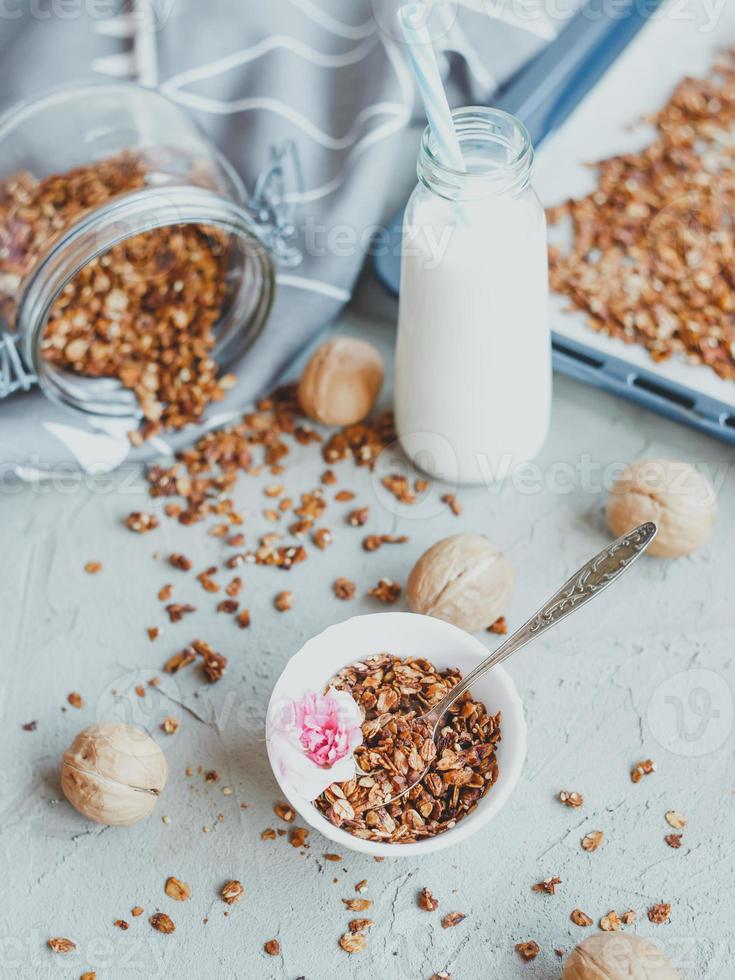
<box><xmin>374</xmin><ymin>0</ymin><xmax>735</xmax><ymax>445</ymax></box>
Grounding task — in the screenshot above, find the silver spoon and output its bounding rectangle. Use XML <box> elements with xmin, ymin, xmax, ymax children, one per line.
<box><xmin>363</xmin><ymin>521</ymin><xmax>658</xmax><ymax>808</ymax></box>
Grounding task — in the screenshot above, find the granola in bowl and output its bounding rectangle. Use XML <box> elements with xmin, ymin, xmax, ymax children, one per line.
<box><xmin>313</xmin><ymin>653</ymin><xmax>502</xmax><ymax>844</ymax></box>
<box><xmin>266</xmin><ymin>612</ymin><xmax>526</xmax><ymax>857</ymax></box>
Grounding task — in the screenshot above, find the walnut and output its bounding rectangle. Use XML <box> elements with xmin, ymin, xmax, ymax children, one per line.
<box><xmin>61</xmin><ymin>723</ymin><xmax>168</xmax><ymax>826</ymax></box>
<box><xmin>298</xmin><ymin>337</ymin><xmax>384</xmax><ymax>425</ymax></box>
<box><xmin>562</xmin><ymin>933</ymin><xmax>680</xmax><ymax>979</ymax></box>
<box><xmin>406</xmin><ymin>533</ymin><xmax>515</xmax><ymax>632</ymax></box>
<box><xmin>607</xmin><ymin>458</ymin><xmax>717</xmax><ymax>558</ymax></box>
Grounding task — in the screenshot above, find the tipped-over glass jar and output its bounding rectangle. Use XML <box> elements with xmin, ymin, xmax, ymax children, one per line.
<box><xmin>395</xmin><ymin>107</ymin><xmax>551</xmax><ymax>485</ymax></box>
<box><xmin>0</xmin><ymin>83</ymin><xmax>287</xmax><ymax>440</ymax></box>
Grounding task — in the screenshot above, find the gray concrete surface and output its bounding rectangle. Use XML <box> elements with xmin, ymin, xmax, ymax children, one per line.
<box><xmin>1</xmin><ymin>271</ymin><xmax>734</xmax><ymax>979</ymax></box>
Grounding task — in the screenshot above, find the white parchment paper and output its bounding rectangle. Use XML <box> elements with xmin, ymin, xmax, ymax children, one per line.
<box><xmin>534</xmin><ymin>0</ymin><xmax>735</xmax><ymax>409</ymax></box>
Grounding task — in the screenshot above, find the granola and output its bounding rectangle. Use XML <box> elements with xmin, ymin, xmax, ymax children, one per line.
<box><xmin>314</xmin><ymin>654</ymin><xmax>501</xmax><ymax>844</ymax></box>
<box><xmin>0</xmin><ymin>152</ymin><xmax>232</xmax><ymax>441</ymax></box>
<box><xmin>548</xmin><ymin>52</ymin><xmax>735</xmax><ymax>382</ymax></box>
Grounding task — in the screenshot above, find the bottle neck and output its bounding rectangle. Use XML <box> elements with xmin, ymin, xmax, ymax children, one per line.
<box><xmin>417</xmin><ymin>107</ymin><xmax>534</xmax><ymax>202</ymax></box>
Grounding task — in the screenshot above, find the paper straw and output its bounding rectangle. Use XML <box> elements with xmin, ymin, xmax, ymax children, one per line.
<box><xmin>398</xmin><ymin>3</ymin><xmax>466</xmax><ymax>172</ymax></box>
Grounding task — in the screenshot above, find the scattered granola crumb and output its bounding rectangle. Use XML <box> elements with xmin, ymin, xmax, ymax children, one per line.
<box><xmin>261</xmin><ymin>828</ymin><xmax>276</xmax><ymax>841</ymax></box>
<box><xmin>147</xmin><ymin>626</ymin><xmax>160</xmax><ymax>641</ymax></box>
<box><xmin>581</xmin><ymin>831</ymin><xmax>604</xmax><ymax>852</ymax></box>
<box><xmin>114</xmin><ymin>919</ymin><xmax>129</xmax><ymax>930</ymax></box>
<box><xmin>324</xmin><ymin>853</ymin><xmax>342</xmax><ymax>862</ymax></box>
<box><xmin>81</xmin><ymin>972</ymin><xmax>96</xmax><ymax>980</ymax></box>
<box><xmin>274</xmin><ymin>802</ymin><xmax>295</xmax><ymax>822</ymax></box>
<box><xmin>313</xmin><ymin>528</ymin><xmax>333</xmax><ymax>550</ymax></box>
<box><xmin>333</xmin><ymin>577</ymin><xmax>356</xmax><ymax>600</ymax></box>
<box><xmin>487</xmin><ymin>616</ymin><xmax>507</xmax><ymax>634</ymax></box>
<box><xmin>47</xmin><ymin>938</ymin><xmax>76</xmax><ymax>954</ymax></box>
<box><xmin>515</xmin><ymin>941</ymin><xmax>540</xmax><ymax>961</ymax></box>
<box><xmin>264</xmin><ymin>940</ymin><xmax>280</xmax><ymax>956</ymax></box>
<box><xmin>570</xmin><ymin>909</ymin><xmax>593</xmax><ymax>927</ymax></box>
<box><xmin>665</xmin><ymin>833</ymin><xmax>683</xmax><ymax>849</ymax></box>
<box><xmin>22</xmin><ymin>720</ymin><xmax>38</xmax><ymax>732</ymax></box>
<box><xmin>600</xmin><ymin>911</ymin><xmax>621</xmax><ymax>932</ymax></box>
<box><xmin>236</xmin><ymin>609</ymin><xmax>251</xmax><ymax>629</ymax></box>
<box><xmin>149</xmin><ymin>913</ymin><xmax>175</xmax><ymax>934</ymax></box>
<box><xmin>342</xmin><ymin>898</ymin><xmax>371</xmax><ymax>912</ymax></box>
<box><xmin>631</xmin><ymin>759</ymin><xmax>655</xmax><ymax>783</ymax></box>
<box><xmin>274</xmin><ymin>590</ymin><xmax>294</xmax><ymax>612</ymax></box>
<box><xmin>126</xmin><ymin>512</ymin><xmax>159</xmax><ymax>534</ymax></box>
<box><xmin>348</xmin><ymin>918</ymin><xmax>374</xmax><ymax>933</ymax></box>
<box><xmin>347</xmin><ymin>507</ymin><xmax>369</xmax><ymax>527</ymax></box>
<box><xmin>67</xmin><ymin>692</ymin><xmax>84</xmax><ymax>709</ymax></box>
<box><xmin>355</xmin><ymin>880</ymin><xmax>368</xmax><ymax>893</ymax></box>
<box><xmin>165</xmin><ymin>877</ymin><xmax>191</xmax><ymax>901</ymax></box>
<box><xmin>621</xmin><ymin>909</ymin><xmax>637</xmax><ymax>925</ymax></box>
<box><xmin>367</xmin><ymin>578</ymin><xmax>401</xmax><ymax>604</ymax></box>
<box><xmin>558</xmin><ymin>790</ymin><xmax>583</xmax><ymax>808</ymax></box>
<box><xmin>158</xmin><ymin>584</ymin><xmax>173</xmax><ymax>602</ymax></box>
<box><xmin>165</xmin><ymin>602</ymin><xmax>196</xmax><ymax>623</ymax></box>
<box><xmin>648</xmin><ymin>903</ymin><xmax>671</xmax><ymax>925</ymax></box>
<box><xmin>169</xmin><ymin>553</ymin><xmax>192</xmax><ymax>571</ymax></box>
<box><xmin>161</xmin><ymin>717</ymin><xmax>180</xmax><ymax>735</ymax></box>
<box><xmin>440</xmin><ymin>912</ymin><xmax>466</xmax><ymax>929</ymax></box>
<box><xmin>84</xmin><ymin>561</ymin><xmax>102</xmax><ymax>574</ymax></box>
<box><xmin>418</xmin><ymin>887</ymin><xmax>440</xmax><ymax>911</ymax></box>
<box><xmin>289</xmin><ymin>827</ymin><xmax>309</xmax><ymax>848</ymax></box>
<box><xmin>131</xmin><ymin>907</ymin><xmax>144</xmax><ymax>917</ymax></box>
<box><xmin>217</xmin><ymin>599</ymin><xmax>239</xmax><ymax>614</ymax></box>
<box><xmin>665</xmin><ymin>810</ymin><xmax>686</xmax><ymax>829</ymax></box>
<box><xmin>441</xmin><ymin>493</ymin><xmax>462</xmax><ymax>516</ymax></box>
<box><xmin>339</xmin><ymin>932</ymin><xmax>366</xmax><ymax>954</ymax></box>
<box><xmin>381</xmin><ymin>474</ymin><xmax>416</xmax><ymax>503</ymax></box>
<box><xmin>532</xmin><ymin>876</ymin><xmax>561</xmax><ymax>895</ymax></box>
<box><xmin>221</xmin><ymin>881</ymin><xmax>244</xmax><ymax>905</ymax></box>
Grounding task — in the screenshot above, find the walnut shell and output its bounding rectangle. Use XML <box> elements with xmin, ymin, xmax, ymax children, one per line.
<box><xmin>607</xmin><ymin>458</ymin><xmax>717</xmax><ymax>558</ymax></box>
<box><xmin>61</xmin><ymin>722</ymin><xmax>168</xmax><ymax>826</ymax></box>
<box><xmin>298</xmin><ymin>337</ymin><xmax>384</xmax><ymax>426</ymax></box>
<box><xmin>407</xmin><ymin>533</ymin><xmax>514</xmax><ymax>632</ymax></box>
<box><xmin>563</xmin><ymin>933</ymin><xmax>680</xmax><ymax>979</ymax></box>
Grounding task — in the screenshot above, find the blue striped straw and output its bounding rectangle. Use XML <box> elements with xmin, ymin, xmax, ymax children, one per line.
<box><xmin>398</xmin><ymin>3</ymin><xmax>466</xmax><ymax>172</ymax></box>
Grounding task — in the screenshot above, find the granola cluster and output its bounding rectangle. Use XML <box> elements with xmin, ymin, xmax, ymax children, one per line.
<box><xmin>548</xmin><ymin>49</ymin><xmax>735</xmax><ymax>381</ymax></box>
<box><xmin>0</xmin><ymin>151</ymin><xmax>231</xmax><ymax>440</ymax></box>
<box><xmin>314</xmin><ymin>654</ymin><xmax>501</xmax><ymax>844</ymax></box>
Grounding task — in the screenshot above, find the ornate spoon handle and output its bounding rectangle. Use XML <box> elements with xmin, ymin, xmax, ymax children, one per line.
<box><xmin>425</xmin><ymin>522</ymin><xmax>657</xmax><ymax>725</ymax></box>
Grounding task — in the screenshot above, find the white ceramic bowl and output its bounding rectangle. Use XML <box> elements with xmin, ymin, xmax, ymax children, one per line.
<box><xmin>266</xmin><ymin>612</ymin><xmax>527</xmax><ymax>857</ymax></box>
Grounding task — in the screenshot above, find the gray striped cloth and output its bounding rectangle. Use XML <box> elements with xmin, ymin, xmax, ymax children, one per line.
<box><xmin>0</xmin><ymin>0</ymin><xmax>576</xmax><ymax>473</ymax></box>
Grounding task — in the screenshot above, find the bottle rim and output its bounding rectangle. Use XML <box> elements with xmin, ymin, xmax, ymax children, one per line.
<box><xmin>417</xmin><ymin>106</ymin><xmax>534</xmax><ymax>201</ymax></box>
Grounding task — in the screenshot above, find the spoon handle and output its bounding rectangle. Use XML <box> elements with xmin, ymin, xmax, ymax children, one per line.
<box><xmin>426</xmin><ymin>522</ymin><xmax>658</xmax><ymax>724</ymax></box>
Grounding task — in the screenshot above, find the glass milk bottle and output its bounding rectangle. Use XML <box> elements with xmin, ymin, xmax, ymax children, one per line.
<box><xmin>395</xmin><ymin>107</ymin><xmax>551</xmax><ymax>485</ymax></box>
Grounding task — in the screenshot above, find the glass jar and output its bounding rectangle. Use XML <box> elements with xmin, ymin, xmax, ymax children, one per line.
<box><xmin>0</xmin><ymin>82</ymin><xmax>277</xmax><ymax>426</ymax></box>
<box><xmin>395</xmin><ymin>107</ymin><xmax>551</xmax><ymax>485</ymax></box>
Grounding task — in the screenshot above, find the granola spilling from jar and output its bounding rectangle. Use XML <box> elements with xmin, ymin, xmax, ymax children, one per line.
<box><xmin>548</xmin><ymin>49</ymin><xmax>735</xmax><ymax>381</ymax></box>
<box><xmin>314</xmin><ymin>654</ymin><xmax>501</xmax><ymax>843</ymax></box>
<box><xmin>0</xmin><ymin>151</ymin><xmax>232</xmax><ymax>441</ymax></box>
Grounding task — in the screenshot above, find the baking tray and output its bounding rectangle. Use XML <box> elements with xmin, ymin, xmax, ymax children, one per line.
<box><xmin>374</xmin><ymin>0</ymin><xmax>735</xmax><ymax>444</ymax></box>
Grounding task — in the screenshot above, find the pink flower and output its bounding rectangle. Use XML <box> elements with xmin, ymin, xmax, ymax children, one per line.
<box><xmin>267</xmin><ymin>688</ymin><xmax>363</xmax><ymax>800</ymax></box>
